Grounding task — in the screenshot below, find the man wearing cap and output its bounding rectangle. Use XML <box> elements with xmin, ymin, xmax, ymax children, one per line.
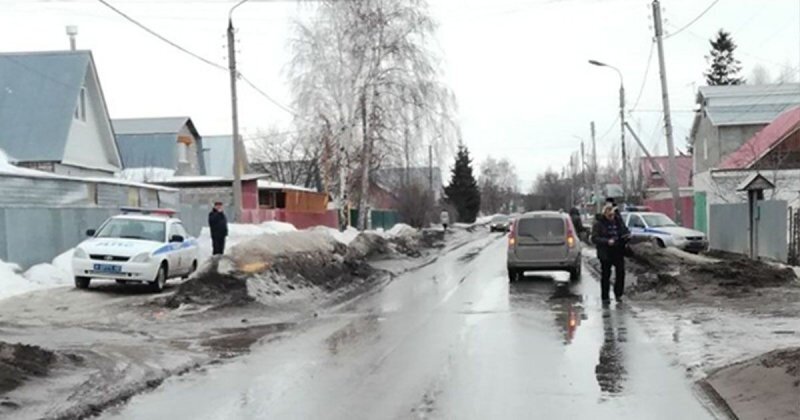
<box><xmin>591</xmin><ymin>203</ymin><xmax>630</xmax><ymax>304</ymax></box>
<box><xmin>208</xmin><ymin>201</ymin><xmax>228</xmax><ymax>255</ymax></box>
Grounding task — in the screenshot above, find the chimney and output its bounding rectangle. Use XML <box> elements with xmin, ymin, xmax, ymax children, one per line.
<box><xmin>66</xmin><ymin>25</ymin><xmax>78</xmax><ymax>50</ymax></box>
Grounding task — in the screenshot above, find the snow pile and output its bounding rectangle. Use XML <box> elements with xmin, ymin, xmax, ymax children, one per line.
<box><xmin>309</xmin><ymin>226</ymin><xmax>360</xmax><ymax>245</ymax></box>
<box><xmin>0</xmin><ymin>248</ymin><xmax>74</xmax><ymax>302</ymax></box>
<box><xmin>386</xmin><ymin>223</ymin><xmax>416</xmax><ymax>238</ymax></box>
<box><xmin>196</xmin><ymin>221</ymin><xmax>299</xmax><ymax>262</ymax></box>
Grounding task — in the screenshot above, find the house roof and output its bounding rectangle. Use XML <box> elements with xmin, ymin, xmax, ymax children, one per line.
<box><xmin>640</xmin><ymin>155</ymin><xmax>693</xmax><ymax>188</ymax></box>
<box><xmin>116</xmin><ymin>133</ymin><xmax>178</xmax><ymax>169</ymax></box>
<box><xmin>696</xmin><ymin>84</ymin><xmax>800</xmax><ymax>127</ymax></box>
<box><xmin>203</xmin><ymin>135</ymin><xmax>233</xmax><ymax>178</ymax></box>
<box><xmin>0</xmin><ymin>50</ymin><xmax>93</xmax><ymax>162</ymax></box>
<box><xmin>257</xmin><ymin>179</ymin><xmax>318</xmax><ymax>193</ymax></box>
<box><xmin>718</xmin><ymin>106</ymin><xmax>800</xmax><ymax>170</ymax></box>
<box><xmin>112</xmin><ymin>117</ymin><xmax>194</xmax><ymax>135</ymax></box>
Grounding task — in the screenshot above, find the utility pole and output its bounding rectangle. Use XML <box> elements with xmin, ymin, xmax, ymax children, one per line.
<box><xmin>591</xmin><ymin>121</ymin><xmax>600</xmax><ymax>213</ymax></box>
<box><xmin>619</xmin><ymin>82</ymin><xmax>627</xmax><ymax>204</ymax></box>
<box><xmin>653</xmin><ymin>0</ymin><xmax>683</xmax><ymax>224</ymax></box>
<box><xmin>227</xmin><ymin>18</ymin><xmax>244</xmax><ymax>222</ymax></box>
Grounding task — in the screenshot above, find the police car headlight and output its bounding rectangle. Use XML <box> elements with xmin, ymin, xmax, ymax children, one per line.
<box><xmin>130</xmin><ymin>252</ymin><xmax>151</xmax><ymax>263</ymax></box>
<box><xmin>73</xmin><ymin>248</ymin><xmax>88</xmax><ymax>259</ymax></box>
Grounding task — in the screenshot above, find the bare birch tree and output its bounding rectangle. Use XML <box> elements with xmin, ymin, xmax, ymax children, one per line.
<box><xmin>288</xmin><ymin>0</ymin><xmax>458</xmax><ymax>230</ymax></box>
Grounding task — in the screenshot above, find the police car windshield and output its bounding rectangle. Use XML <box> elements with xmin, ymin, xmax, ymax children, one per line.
<box><xmin>96</xmin><ymin>219</ymin><xmax>166</xmax><ymax>242</ymax></box>
<box><xmin>642</xmin><ymin>214</ymin><xmax>677</xmax><ymax>228</ymax></box>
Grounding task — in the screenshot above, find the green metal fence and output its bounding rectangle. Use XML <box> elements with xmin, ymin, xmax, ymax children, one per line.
<box><xmin>349</xmin><ymin>209</ymin><xmax>399</xmax><ymax>230</ymax></box>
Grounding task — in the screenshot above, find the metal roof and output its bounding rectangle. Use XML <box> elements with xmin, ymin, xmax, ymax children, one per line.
<box><xmin>202</xmin><ymin>135</ymin><xmax>233</xmax><ymax>178</ymax></box>
<box><xmin>116</xmin><ymin>133</ymin><xmax>177</xmax><ymax>169</ymax></box>
<box><xmin>0</xmin><ymin>50</ymin><xmax>91</xmax><ymax>162</ymax></box>
<box><xmin>697</xmin><ymin>83</ymin><xmax>800</xmax><ymax>127</ymax></box>
<box><xmin>718</xmin><ymin>106</ymin><xmax>800</xmax><ymax>170</ymax></box>
<box><xmin>112</xmin><ymin>117</ymin><xmax>192</xmax><ymax>135</ymax></box>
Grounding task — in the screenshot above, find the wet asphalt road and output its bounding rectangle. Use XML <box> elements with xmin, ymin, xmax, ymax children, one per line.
<box><xmin>102</xmin><ymin>233</ymin><xmax>716</xmax><ymax>420</ymax></box>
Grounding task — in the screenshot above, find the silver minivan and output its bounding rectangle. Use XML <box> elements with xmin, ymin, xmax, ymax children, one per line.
<box><xmin>506</xmin><ymin>211</ymin><xmax>582</xmax><ymax>282</ymax></box>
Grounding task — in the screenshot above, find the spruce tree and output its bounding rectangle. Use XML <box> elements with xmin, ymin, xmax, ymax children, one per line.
<box><xmin>704</xmin><ymin>29</ymin><xmax>744</xmax><ymax>86</ymax></box>
<box><xmin>444</xmin><ymin>145</ymin><xmax>481</xmax><ymax>223</ymax></box>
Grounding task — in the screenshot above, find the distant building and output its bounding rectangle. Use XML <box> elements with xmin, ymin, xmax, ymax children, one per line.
<box><xmin>114</xmin><ymin>117</ymin><xmax>206</xmax><ymax>177</ymax></box>
<box><xmin>249</xmin><ymin>159</ymin><xmax>322</xmax><ymax>191</ymax></box>
<box><xmin>690</xmin><ymin>84</ymin><xmax>800</xmax><ymax>175</ymax></box>
<box><xmin>0</xmin><ymin>50</ymin><xmax>123</xmax><ymax>176</ymax></box>
<box><xmin>202</xmin><ymin>135</ymin><xmax>234</xmax><ymax>178</ymax></box>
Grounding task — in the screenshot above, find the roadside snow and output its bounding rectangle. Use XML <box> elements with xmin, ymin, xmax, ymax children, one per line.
<box><xmin>116</xmin><ymin>168</ymin><xmax>176</xmax><ymax>183</ymax></box>
<box><xmin>386</xmin><ymin>223</ymin><xmax>416</xmax><ymax>237</ymax></box>
<box><xmin>0</xmin><ymin>249</ymin><xmax>74</xmax><ymax>301</ymax></box>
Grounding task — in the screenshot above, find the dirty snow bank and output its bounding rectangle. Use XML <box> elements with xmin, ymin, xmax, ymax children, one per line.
<box><xmin>0</xmin><ymin>249</ymin><xmax>74</xmax><ymax>302</ymax></box>
<box><xmin>620</xmin><ymin>243</ymin><xmax>797</xmax><ymax>300</ymax></box>
<box><xmin>167</xmin><ymin>231</ymin><xmax>381</xmax><ymax>308</ymax></box>
<box><xmin>705</xmin><ymin>347</ymin><xmax>800</xmax><ymax>420</ymax></box>
<box><xmin>0</xmin><ymin>341</ymin><xmax>78</xmax><ymax>395</ymax></box>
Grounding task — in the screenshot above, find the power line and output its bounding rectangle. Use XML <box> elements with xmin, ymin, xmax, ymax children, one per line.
<box><xmin>630</xmin><ymin>40</ymin><xmax>655</xmax><ymax>112</ymax></box>
<box><xmin>95</xmin><ymin>0</ymin><xmax>298</xmax><ymax>115</ymax></box>
<box><xmin>239</xmin><ymin>75</ymin><xmax>298</xmax><ymax>116</ymax></box>
<box><xmin>96</xmin><ymin>0</ymin><xmax>226</xmax><ymax>71</ymax></box>
<box><xmin>664</xmin><ymin>0</ymin><xmax>722</xmax><ymax>40</ymax></box>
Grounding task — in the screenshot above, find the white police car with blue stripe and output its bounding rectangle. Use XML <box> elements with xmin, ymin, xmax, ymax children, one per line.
<box><xmin>620</xmin><ymin>211</ymin><xmax>709</xmax><ymax>253</ymax></box>
<box><xmin>72</xmin><ymin>208</ymin><xmax>199</xmax><ymax>292</ymax></box>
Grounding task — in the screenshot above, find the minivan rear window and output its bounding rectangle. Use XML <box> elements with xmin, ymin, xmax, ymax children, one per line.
<box><xmin>517</xmin><ymin>217</ymin><xmax>565</xmax><ymax>241</ymax></box>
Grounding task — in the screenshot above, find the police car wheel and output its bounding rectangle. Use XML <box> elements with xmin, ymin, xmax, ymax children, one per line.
<box><xmin>75</xmin><ymin>276</ymin><xmax>90</xmax><ymax>289</ymax></box>
<box><xmin>150</xmin><ymin>265</ymin><xmax>167</xmax><ymax>293</ymax></box>
<box><xmin>654</xmin><ymin>238</ymin><xmax>666</xmax><ymax>248</ymax></box>
<box><xmin>183</xmin><ymin>260</ymin><xmax>198</xmax><ymax>279</ymax></box>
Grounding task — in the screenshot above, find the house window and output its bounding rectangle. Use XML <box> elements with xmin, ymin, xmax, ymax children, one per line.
<box><xmin>703</xmin><ymin>137</ymin><xmax>708</xmax><ymax>160</ymax></box>
<box><xmin>74</xmin><ymin>87</ymin><xmax>86</xmax><ymax>122</ymax></box>
<box><xmin>178</xmin><ymin>143</ymin><xmax>189</xmax><ymax>163</ymax></box>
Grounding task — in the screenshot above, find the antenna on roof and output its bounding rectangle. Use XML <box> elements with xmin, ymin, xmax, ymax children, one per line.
<box><xmin>66</xmin><ymin>25</ymin><xmax>78</xmax><ymax>51</ymax></box>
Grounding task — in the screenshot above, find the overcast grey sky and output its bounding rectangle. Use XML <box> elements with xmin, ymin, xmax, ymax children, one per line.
<box><xmin>1</xmin><ymin>0</ymin><xmax>798</xmax><ymax>188</ymax></box>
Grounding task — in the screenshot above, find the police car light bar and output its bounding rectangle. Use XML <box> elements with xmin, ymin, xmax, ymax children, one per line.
<box><xmin>120</xmin><ymin>207</ymin><xmax>177</xmax><ymax>217</ymax></box>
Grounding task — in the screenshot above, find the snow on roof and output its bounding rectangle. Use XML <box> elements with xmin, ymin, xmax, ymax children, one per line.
<box><xmin>158</xmin><ymin>174</ymin><xmax>266</xmax><ymax>184</ymax></box>
<box><xmin>718</xmin><ymin>106</ymin><xmax>800</xmax><ymax>170</ymax></box>
<box><xmin>257</xmin><ymin>179</ymin><xmax>318</xmax><ymax>193</ymax></box>
<box><xmin>0</xmin><ymin>149</ymin><xmax>175</xmax><ymax>191</ymax></box>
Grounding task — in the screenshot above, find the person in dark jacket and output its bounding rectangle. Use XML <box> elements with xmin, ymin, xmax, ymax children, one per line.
<box><xmin>591</xmin><ymin>204</ymin><xmax>630</xmax><ymax>304</ymax></box>
<box><xmin>208</xmin><ymin>201</ymin><xmax>228</xmax><ymax>255</ymax></box>
<box><xmin>569</xmin><ymin>207</ymin><xmax>585</xmax><ymax>238</ymax></box>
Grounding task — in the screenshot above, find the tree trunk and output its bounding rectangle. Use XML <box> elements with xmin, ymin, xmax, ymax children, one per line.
<box><xmin>357</xmin><ymin>92</ymin><xmax>372</xmax><ymax>231</ymax></box>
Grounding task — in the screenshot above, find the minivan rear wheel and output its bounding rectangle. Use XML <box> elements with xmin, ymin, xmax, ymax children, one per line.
<box><xmin>569</xmin><ymin>264</ymin><xmax>581</xmax><ymax>282</ymax></box>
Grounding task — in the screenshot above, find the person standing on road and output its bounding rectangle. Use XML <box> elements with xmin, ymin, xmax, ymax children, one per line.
<box><xmin>440</xmin><ymin>209</ymin><xmax>450</xmax><ymax>232</ymax></box>
<box><xmin>591</xmin><ymin>204</ymin><xmax>630</xmax><ymax>304</ymax></box>
<box><xmin>208</xmin><ymin>201</ymin><xmax>228</xmax><ymax>255</ymax></box>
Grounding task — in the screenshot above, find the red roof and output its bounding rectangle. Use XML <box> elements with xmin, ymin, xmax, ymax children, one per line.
<box><xmin>640</xmin><ymin>155</ymin><xmax>693</xmax><ymax>189</ymax></box>
<box><xmin>718</xmin><ymin>106</ymin><xmax>800</xmax><ymax>170</ymax></box>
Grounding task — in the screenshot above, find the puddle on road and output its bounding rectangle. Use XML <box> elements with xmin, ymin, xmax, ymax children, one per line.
<box><xmin>200</xmin><ymin>322</ymin><xmax>295</xmax><ymax>357</ymax></box>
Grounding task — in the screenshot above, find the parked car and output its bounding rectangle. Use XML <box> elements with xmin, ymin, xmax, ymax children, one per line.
<box><xmin>489</xmin><ymin>215</ymin><xmax>511</xmax><ymax>232</ymax></box>
<box><xmin>72</xmin><ymin>208</ymin><xmax>199</xmax><ymax>292</ymax></box>
<box><xmin>506</xmin><ymin>211</ymin><xmax>582</xmax><ymax>282</ymax></box>
<box><xmin>619</xmin><ymin>211</ymin><xmax>709</xmax><ymax>253</ymax></box>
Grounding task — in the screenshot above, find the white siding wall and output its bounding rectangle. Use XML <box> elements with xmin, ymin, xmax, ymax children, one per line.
<box><xmin>695</xmin><ymin>169</ymin><xmax>800</xmax><ymax>207</ymax></box>
<box><xmin>62</xmin><ymin>63</ymin><xmax>120</xmax><ymax>175</ymax></box>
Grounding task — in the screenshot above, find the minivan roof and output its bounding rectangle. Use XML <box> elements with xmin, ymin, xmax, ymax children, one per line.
<box><xmin>519</xmin><ymin>211</ymin><xmax>565</xmax><ymax>218</ymax></box>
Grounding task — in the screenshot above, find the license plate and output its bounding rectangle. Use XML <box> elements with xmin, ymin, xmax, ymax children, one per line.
<box><xmin>93</xmin><ymin>264</ymin><xmax>122</xmax><ymax>273</ymax></box>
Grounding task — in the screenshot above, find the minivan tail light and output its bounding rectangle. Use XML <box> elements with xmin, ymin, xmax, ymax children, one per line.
<box><xmin>566</xmin><ymin>219</ymin><xmax>576</xmax><ymax>248</ymax></box>
<box><xmin>508</xmin><ymin>222</ymin><xmax>516</xmax><ymax>247</ymax></box>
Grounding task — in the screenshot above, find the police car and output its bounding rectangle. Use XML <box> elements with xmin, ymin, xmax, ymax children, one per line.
<box><xmin>72</xmin><ymin>208</ymin><xmax>199</xmax><ymax>292</ymax></box>
<box><xmin>619</xmin><ymin>211</ymin><xmax>709</xmax><ymax>253</ymax></box>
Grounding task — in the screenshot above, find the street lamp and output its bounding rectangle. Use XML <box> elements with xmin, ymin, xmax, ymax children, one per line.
<box><xmin>588</xmin><ymin>59</ymin><xmax>627</xmax><ymax>205</ymax></box>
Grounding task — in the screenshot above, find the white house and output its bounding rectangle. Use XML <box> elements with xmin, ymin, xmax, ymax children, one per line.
<box><xmin>0</xmin><ymin>50</ymin><xmax>122</xmax><ymax>177</ymax></box>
